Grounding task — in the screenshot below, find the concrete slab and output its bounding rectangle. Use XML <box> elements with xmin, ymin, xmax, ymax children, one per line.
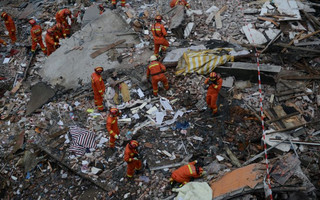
<box><xmin>40</xmin><ymin>10</ymin><xmax>139</xmax><ymax>89</ymax></box>
<box><xmin>230</xmin><ymin>62</ymin><xmax>281</xmax><ymax>73</ymax></box>
<box><xmin>26</xmin><ymin>82</ymin><xmax>55</xmax><ymax>115</ymax></box>
<box><xmin>242</xmin><ymin>24</ymin><xmax>267</xmax><ymax>45</ymax></box>
<box><xmin>82</xmin><ymin>5</ymin><xmax>100</xmax><ymax>27</ymax></box>
<box><xmin>163</xmin><ymin>45</ymin><xmax>206</xmax><ymax>64</ymax></box>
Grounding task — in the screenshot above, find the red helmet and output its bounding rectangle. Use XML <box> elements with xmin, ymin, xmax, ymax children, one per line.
<box><xmin>94</xmin><ymin>66</ymin><xmax>103</xmax><ymax>73</ymax></box>
<box><xmin>29</xmin><ymin>19</ymin><xmax>36</xmax><ymax>26</ymax></box>
<box><xmin>64</xmin><ymin>9</ymin><xmax>71</xmax><ymax>16</ymax></box>
<box><xmin>109</xmin><ymin>108</ymin><xmax>119</xmax><ymax>116</ymax></box>
<box><xmin>129</xmin><ymin>140</ymin><xmax>139</xmax><ymax>149</ymax></box>
<box><xmin>1</xmin><ymin>12</ymin><xmax>8</xmax><ymax>19</ymax></box>
<box><xmin>210</xmin><ymin>72</ymin><xmax>217</xmax><ymax>80</ymax></box>
<box><xmin>155</xmin><ymin>15</ymin><xmax>162</xmax><ymax>22</ymax></box>
<box><xmin>47</xmin><ymin>28</ymin><xmax>54</xmax><ymax>35</ymax></box>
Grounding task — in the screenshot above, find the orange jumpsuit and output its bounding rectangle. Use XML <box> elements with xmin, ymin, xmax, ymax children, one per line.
<box><xmin>112</xmin><ymin>0</ymin><xmax>126</xmax><ymax>7</ymax></box>
<box><xmin>124</xmin><ymin>143</ymin><xmax>142</xmax><ymax>177</ymax></box>
<box><xmin>170</xmin><ymin>0</ymin><xmax>190</xmax><ymax>8</ymax></box>
<box><xmin>146</xmin><ymin>61</ymin><xmax>169</xmax><ymax>96</ymax></box>
<box><xmin>45</xmin><ymin>33</ymin><xmax>59</xmax><ymax>56</ymax></box>
<box><xmin>2</xmin><ymin>14</ymin><xmax>16</xmax><ymax>44</ymax></box>
<box><xmin>0</xmin><ymin>38</ymin><xmax>6</xmax><ymax>46</ymax></box>
<box><xmin>106</xmin><ymin>114</ymin><xmax>119</xmax><ymax>148</ymax></box>
<box><xmin>170</xmin><ymin>161</ymin><xmax>203</xmax><ymax>185</ymax></box>
<box><xmin>91</xmin><ymin>72</ymin><xmax>105</xmax><ymax>111</ymax></box>
<box><xmin>151</xmin><ymin>22</ymin><xmax>169</xmax><ymax>57</ymax></box>
<box><xmin>205</xmin><ymin>77</ymin><xmax>223</xmax><ymax>114</ymax></box>
<box><xmin>55</xmin><ymin>9</ymin><xmax>72</xmax><ymax>37</ymax></box>
<box><xmin>30</xmin><ymin>25</ymin><xmax>46</xmax><ymax>54</ymax></box>
<box><xmin>53</xmin><ymin>24</ymin><xmax>64</xmax><ymax>42</ymax></box>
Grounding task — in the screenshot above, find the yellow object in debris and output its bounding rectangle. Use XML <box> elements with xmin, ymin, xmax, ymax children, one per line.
<box><xmin>87</xmin><ymin>108</ymin><xmax>95</xmax><ymax>113</ymax></box>
<box><xmin>175</xmin><ymin>48</ymin><xmax>234</xmax><ymax>76</ymax></box>
<box><xmin>120</xmin><ymin>82</ymin><xmax>130</xmax><ymax>103</ymax></box>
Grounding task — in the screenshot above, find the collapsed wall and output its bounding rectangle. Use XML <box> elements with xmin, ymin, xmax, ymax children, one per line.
<box><xmin>40</xmin><ymin>9</ymin><xmax>139</xmax><ymax>89</ymax></box>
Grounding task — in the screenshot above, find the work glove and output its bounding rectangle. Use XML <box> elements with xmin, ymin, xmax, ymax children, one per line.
<box><xmin>114</xmin><ymin>134</ymin><xmax>119</xmax><ymax>139</ymax></box>
<box><xmin>133</xmin><ymin>157</ymin><xmax>138</xmax><ymax>161</ymax></box>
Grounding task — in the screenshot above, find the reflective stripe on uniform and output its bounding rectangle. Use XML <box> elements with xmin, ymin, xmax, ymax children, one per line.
<box><xmin>97</xmin><ymin>105</ymin><xmax>103</xmax><ymax>108</ymax></box>
<box><xmin>127</xmin><ymin>174</ymin><xmax>132</xmax><ymax>177</ymax></box>
<box><xmin>148</xmin><ymin>63</ymin><xmax>159</xmax><ymax>69</ymax></box>
<box><xmin>98</xmin><ymin>90</ymin><xmax>103</xmax><ymax>93</ymax></box>
<box><xmin>112</xmin><ymin>120</ymin><xmax>116</xmax><ymax>124</ymax></box>
<box><xmin>153</xmin><ymin>90</ymin><xmax>158</xmax><ymax>92</ymax></box>
<box><xmin>187</xmin><ymin>164</ymin><xmax>193</xmax><ymax>174</ymax></box>
<box><xmin>214</xmin><ymin>85</ymin><xmax>218</xmax><ymax>89</ymax></box>
<box><xmin>213</xmin><ymin>108</ymin><xmax>218</xmax><ymax>111</ymax></box>
<box><xmin>110</xmin><ymin>130</ymin><xmax>114</xmax><ymax>134</ymax></box>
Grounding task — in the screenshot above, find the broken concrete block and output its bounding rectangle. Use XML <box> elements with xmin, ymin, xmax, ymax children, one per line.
<box><xmin>184</xmin><ymin>22</ymin><xmax>194</xmax><ymax>38</ymax></box>
<box><xmin>242</xmin><ymin>24</ymin><xmax>267</xmax><ymax>45</ymax></box>
<box><xmin>222</xmin><ymin>77</ymin><xmax>234</xmax><ymax>88</ymax></box>
<box><xmin>265</xmin><ymin>28</ymin><xmax>281</xmax><ymax>40</ymax></box>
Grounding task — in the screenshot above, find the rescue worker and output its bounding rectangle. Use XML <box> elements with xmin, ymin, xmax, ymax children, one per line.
<box><xmin>106</xmin><ymin>108</ymin><xmax>121</xmax><ymax>148</ymax></box>
<box><xmin>111</xmin><ymin>0</ymin><xmax>126</xmax><ymax>9</ymax></box>
<box><xmin>91</xmin><ymin>67</ymin><xmax>106</xmax><ymax>112</ymax></box>
<box><xmin>29</xmin><ymin>19</ymin><xmax>46</xmax><ymax>55</ymax></box>
<box><xmin>146</xmin><ymin>55</ymin><xmax>169</xmax><ymax>96</ymax></box>
<box><xmin>204</xmin><ymin>72</ymin><xmax>223</xmax><ymax>115</ymax></box>
<box><xmin>52</xmin><ymin>23</ymin><xmax>64</xmax><ymax>42</ymax></box>
<box><xmin>99</xmin><ymin>4</ymin><xmax>105</xmax><ymax>15</ymax></box>
<box><xmin>170</xmin><ymin>0</ymin><xmax>190</xmax><ymax>9</ymax></box>
<box><xmin>55</xmin><ymin>8</ymin><xmax>72</xmax><ymax>37</ymax></box>
<box><xmin>45</xmin><ymin>28</ymin><xmax>59</xmax><ymax>56</ymax></box>
<box><xmin>0</xmin><ymin>38</ymin><xmax>7</xmax><ymax>46</ymax></box>
<box><xmin>124</xmin><ymin>140</ymin><xmax>142</xmax><ymax>178</ymax></box>
<box><xmin>169</xmin><ymin>160</ymin><xmax>204</xmax><ymax>186</ymax></box>
<box><xmin>1</xmin><ymin>12</ymin><xmax>16</xmax><ymax>44</ymax></box>
<box><xmin>151</xmin><ymin>15</ymin><xmax>169</xmax><ymax>58</ymax></box>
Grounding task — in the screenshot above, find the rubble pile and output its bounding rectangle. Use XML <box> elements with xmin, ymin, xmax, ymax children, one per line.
<box><xmin>1</xmin><ymin>0</ymin><xmax>320</xmax><ymax>199</ymax></box>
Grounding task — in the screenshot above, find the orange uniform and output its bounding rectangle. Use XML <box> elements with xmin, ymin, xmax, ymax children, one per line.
<box><xmin>91</xmin><ymin>71</ymin><xmax>105</xmax><ymax>111</ymax></box>
<box><xmin>205</xmin><ymin>76</ymin><xmax>223</xmax><ymax>114</ymax></box>
<box><xmin>1</xmin><ymin>13</ymin><xmax>16</xmax><ymax>44</ymax></box>
<box><xmin>45</xmin><ymin>32</ymin><xmax>59</xmax><ymax>56</ymax></box>
<box><xmin>111</xmin><ymin>0</ymin><xmax>126</xmax><ymax>7</ymax></box>
<box><xmin>170</xmin><ymin>161</ymin><xmax>203</xmax><ymax>185</ymax></box>
<box><xmin>53</xmin><ymin>23</ymin><xmax>64</xmax><ymax>42</ymax></box>
<box><xmin>30</xmin><ymin>25</ymin><xmax>46</xmax><ymax>54</ymax></box>
<box><xmin>146</xmin><ymin>60</ymin><xmax>169</xmax><ymax>96</ymax></box>
<box><xmin>170</xmin><ymin>0</ymin><xmax>190</xmax><ymax>9</ymax></box>
<box><xmin>124</xmin><ymin>143</ymin><xmax>142</xmax><ymax>177</ymax></box>
<box><xmin>0</xmin><ymin>38</ymin><xmax>6</xmax><ymax>46</ymax></box>
<box><xmin>106</xmin><ymin>114</ymin><xmax>119</xmax><ymax>148</ymax></box>
<box><xmin>55</xmin><ymin>9</ymin><xmax>72</xmax><ymax>37</ymax></box>
<box><xmin>151</xmin><ymin>22</ymin><xmax>169</xmax><ymax>57</ymax></box>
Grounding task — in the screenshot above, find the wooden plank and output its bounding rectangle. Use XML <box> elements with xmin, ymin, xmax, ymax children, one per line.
<box><xmin>279</xmin><ymin>75</ymin><xmax>320</xmax><ymax>80</ymax></box>
<box><xmin>206</xmin><ymin>11</ymin><xmax>216</xmax><ymax>25</ymax></box>
<box><xmin>281</xmin><ymin>31</ymin><xmax>304</xmax><ymax>53</ymax></box>
<box><xmin>49</xmin><ymin>128</ymin><xmax>68</xmax><ymax>139</ymax></box>
<box><xmin>257</xmin><ymin>17</ymin><xmax>279</xmax><ymax>27</ymax></box>
<box><xmin>275</xmin><ymin>43</ymin><xmax>320</xmax><ymax>54</ymax></box>
<box><xmin>215</xmin><ymin>6</ymin><xmax>228</xmax><ymax>29</ymax></box>
<box><xmin>90</xmin><ymin>39</ymin><xmax>126</xmax><ymax>59</ymax></box>
<box><xmin>298</xmin><ymin>30</ymin><xmax>320</xmax><ymax>41</ymax></box>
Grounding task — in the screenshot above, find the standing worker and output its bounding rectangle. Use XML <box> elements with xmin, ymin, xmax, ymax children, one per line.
<box><xmin>1</xmin><ymin>12</ymin><xmax>16</xmax><ymax>44</ymax></box>
<box><xmin>29</xmin><ymin>19</ymin><xmax>46</xmax><ymax>55</ymax></box>
<box><xmin>169</xmin><ymin>160</ymin><xmax>204</xmax><ymax>187</ymax></box>
<box><xmin>45</xmin><ymin>28</ymin><xmax>59</xmax><ymax>56</ymax></box>
<box><xmin>106</xmin><ymin>108</ymin><xmax>121</xmax><ymax>148</ymax></box>
<box><xmin>204</xmin><ymin>72</ymin><xmax>223</xmax><ymax>115</ymax></box>
<box><xmin>0</xmin><ymin>38</ymin><xmax>7</xmax><ymax>46</ymax></box>
<box><xmin>111</xmin><ymin>0</ymin><xmax>126</xmax><ymax>9</ymax></box>
<box><xmin>170</xmin><ymin>0</ymin><xmax>190</xmax><ymax>9</ymax></box>
<box><xmin>124</xmin><ymin>140</ymin><xmax>142</xmax><ymax>178</ymax></box>
<box><xmin>146</xmin><ymin>55</ymin><xmax>169</xmax><ymax>97</ymax></box>
<box><xmin>91</xmin><ymin>67</ymin><xmax>106</xmax><ymax>112</ymax></box>
<box><xmin>151</xmin><ymin>15</ymin><xmax>169</xmax><ymax>58</ymax></box>
<box><xmin>55</xmin><ymin>8</ymin><xmax>72</xmax><ymax>38</ymax></box>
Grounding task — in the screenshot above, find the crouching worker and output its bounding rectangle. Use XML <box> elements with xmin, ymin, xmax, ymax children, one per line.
<box><xmin>169</xmin><ymin>160</ymin><xmax>204</xmax><ymax>187</ymax></box>
<box><xmin>124</xmin><ymin>140</ymin><xmax>142</xmax><ymax>178</ymax></box>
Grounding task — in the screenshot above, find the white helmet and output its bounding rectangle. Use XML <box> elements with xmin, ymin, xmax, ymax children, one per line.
<box><xmin>150</xmin><ymin>55</ymin><xmax>157</xmax><ymax>61</ymax></box>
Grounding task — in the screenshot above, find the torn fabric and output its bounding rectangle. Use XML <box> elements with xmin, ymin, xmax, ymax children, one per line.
<box><xmin>69</xmin><ymin>126</ymin><xmax>97</xmax><ymax>155</ymax></box>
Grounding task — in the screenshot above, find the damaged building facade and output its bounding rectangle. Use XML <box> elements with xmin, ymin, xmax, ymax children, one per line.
<box><xmin>1</xmin><ymin>0</ymin><xmax>320</xmax><ymax>199</ymax></box>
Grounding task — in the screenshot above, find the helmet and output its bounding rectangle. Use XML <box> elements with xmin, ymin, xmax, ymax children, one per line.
<box><xmin>150</xmin><ymin>55</ymin><xmax>157</xmax><ymax>61</ymax></box>
<box><xmin>129</xmin><ymin>140</ymin><xmax>139</xmax><ymax>149</ymax></box>
<box><xmin>210</xmin><ymin>72</ymin><xmax>217</xmax><ymax>80</ymax></box>
<box><xmin>47</xmin><ymin>28</ymin><xmax>54</xmax><ymax>35</ymax></box>
<box><xmin>1</xmin><ymin>12</ymin><xmax>8</xmax><ymax>19</ymax></box>
<box><xmin>94</xmin><ymin>66</ymin><xmax>103</xmax><ymax>73</ymax></box>
<box><xmin>109</xmin><ymin>108</ymin><xmax>119</xmax><ymax>116</ymax></box>
<box><xmin>65</xmin><ymin>9</ymin><xmax>71</xmax><ymax>16</ymax></box>
<box><xmin>29</xmin><ymin>19</ymin><xmax>36</xmax><ymax>26</ymax></box>
<box><xmin>155</xmin><ymin>15</ymin><xmax>162</xmax><ymax>22</ymax></box>
<box><xmin>99</xmin><ymin>4</ymin><xmax>104</xmax><ymax>9</ymax></box>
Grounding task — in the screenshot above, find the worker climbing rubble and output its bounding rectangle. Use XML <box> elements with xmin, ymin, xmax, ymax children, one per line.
<box><xmin>45</xmin><ymin>28</ymin><xmax>59</xmax><ymax>56</ymax></box>
<box><xmin>151</xmin><ymin>15</ymin><xmax>169</xmax><ymax>58</ymax></box>
<box><xmin>124</xmin><ymin>140</ymin><xmax>142</xmax><ymax>178</ymax></box>
<box><xmin>55</xmin><ymin>8</ymin><xmax>73</xmax><ymax>38</ymax></box>
<box><xmin>204</xmin><ymin>72</ymin><xmax>223</xmax><ymax>115</ymax></box>
<box><xmin>170</xmin><ymin>0</ymin><xmax>190</xmax><ymax>9</ymax></box>
<box><xmin>169</xmin><ymin>160</ymin><xmax>204</xmax><ymax>187</ymax></box>
<box><xmin>29</xmin><ymin>19</ymin><xmax>46</xmax><ymax>55</ymax></box>
<box><xmin>91</xmin><ymin>67</ymin><xmax>106</xmax><ymax>112</ymax></box>
<box><xmin>52</xmin><ymin>23</ymin><xmax>64</xmax><ymax>42</ymax></box>
<box><xmin>99</xmin><ymin>4</ymin><xmax>105</xmax><ymax>15</ymax></box>
<box><xmin>146</xmin><ymin>55</ymin><xmax>169</xmax><ymax>97</ymax></box>
<box><xmin>106</xmin><ymin>108</ymin><xmax>121</xmax><ymax>148</ymax></box>
<box><xmin>111</xmin><ymin>0</ymin><xmax>126</xmax><ymax>9</ymax></box>
<box><xmin>1</xmin><ymin>12</ymin><xmax>16</xmax><ymax>44</ymax></box>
